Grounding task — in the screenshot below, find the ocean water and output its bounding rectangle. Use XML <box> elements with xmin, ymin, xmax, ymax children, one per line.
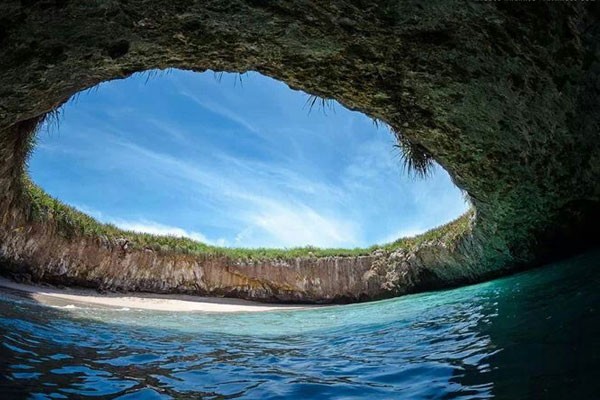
<box><xmin>0</xmin><ymin>250</ymin><xmax>598</xmax><ymax>399</ymax></box>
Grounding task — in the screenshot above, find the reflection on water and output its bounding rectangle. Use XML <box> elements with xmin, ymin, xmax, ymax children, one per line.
<box><xmin>0</xmin><ymin>250</ymin><xmax>598</xmax><ymax>399</ymax></box>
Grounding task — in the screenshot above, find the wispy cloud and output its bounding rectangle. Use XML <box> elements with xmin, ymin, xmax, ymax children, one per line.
<box><xmin>231</xmin><ymin>194</ymin><xmax>360</xmax><ymax>248</ymax></box>
<box><xmin>248</xmin><ymin>206</ymin><xmax>358</xmax><ymax>248</ymax></box>
<box><xmin>178</xmin><ymin>90</ymin><xmax>263</xmax><ymax>137</ymax></box>
<box><xmin>112</xmin><ymin>219</ymin><xmax>228</xmax><ymax>247</ymax></box>
<box><xmin>112</xmin><ymin>139</ymin><xmax>360</xmax><ymax>247</ymax></box>
<box><xmin>71</xmin><ymin>203</ymin><xmax>228</xmax><ymax>246</ymax></box>
<box><xmin>30</xmin><ymin>70</ymin><xmax>469</xmax><ymax>249</ymax></box>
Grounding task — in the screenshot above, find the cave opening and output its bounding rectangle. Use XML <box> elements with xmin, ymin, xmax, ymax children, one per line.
<box><xmin>0</xmin><ymin>0</ymin><xmax>595</xmax><ymax>305</ymax></box>
<box><xmin>27</xmin><ymin>69</ymin><xmax>469</xmax><ymax>251</ymax></box>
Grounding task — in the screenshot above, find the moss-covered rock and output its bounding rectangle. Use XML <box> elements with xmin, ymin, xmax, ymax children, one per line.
<box><xmin>0</xmin><ymin>1</ymin><xmax>597</xmax><ymax>302</ymax></box>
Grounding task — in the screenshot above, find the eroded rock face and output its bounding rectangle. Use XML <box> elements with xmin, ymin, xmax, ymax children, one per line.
<box><xmin>0</xmin><ymin>1</ymin><xmax>598</xmax><ymax>302</ymax></box>
<box><xmin>0</xmin><ymin>211</ymin><xmax>483</xmax><ymax>302</ymax></box>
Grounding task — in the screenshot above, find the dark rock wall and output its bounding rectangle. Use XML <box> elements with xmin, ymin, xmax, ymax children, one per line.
<box><xmin>0</xmin><ymin>1</ymin><xmax>598</xmax><ymax>302</ymax></box>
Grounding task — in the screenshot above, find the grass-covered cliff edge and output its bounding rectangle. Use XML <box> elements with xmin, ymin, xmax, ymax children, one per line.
<box><xmin>23</xmin><ymin>178</ymin><xmax>472</xmax><ymax>260</ymax></box>
<box><xmin>0</xmin><ymin>1</ymin><xmax>598</xmax><ymax>302</ymax></box>
<box><xmin>1</xmin><ymin>175</ymin><xmax>476</xmax><ymax>302</ymax></box>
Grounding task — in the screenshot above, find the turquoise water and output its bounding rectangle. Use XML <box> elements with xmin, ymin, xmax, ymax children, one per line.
<box><xmin>0</xmin><ymin>250</ymin><xmax>598</xmax><ymax>399</ymax></box>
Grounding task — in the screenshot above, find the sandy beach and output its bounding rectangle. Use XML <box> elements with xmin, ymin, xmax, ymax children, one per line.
<box><xmin>0</xmin><ymin>277</ymin><xmax>313</xmax><ymax>313</ymax></box>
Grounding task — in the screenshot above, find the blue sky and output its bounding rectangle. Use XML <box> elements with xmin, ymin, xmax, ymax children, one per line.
<box><xmin>29</xmin><ymin>70</ymin><xmax>468</xmax><ymax>248</ymax></box>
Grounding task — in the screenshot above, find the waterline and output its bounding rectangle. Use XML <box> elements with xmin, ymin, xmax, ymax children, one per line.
<box><xmin>0</xmin><ymin>250</ymin><xmax>598</xmax><ymax>398</ymax></box>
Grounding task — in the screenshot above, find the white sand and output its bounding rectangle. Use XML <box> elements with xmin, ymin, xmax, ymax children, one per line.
<box><xmin>0</xmin><ymin>277</ymin><xmax>313</xmax><ymax>313</ymax></box>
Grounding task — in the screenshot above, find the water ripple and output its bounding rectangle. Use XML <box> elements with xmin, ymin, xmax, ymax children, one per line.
<box><xmin>1</xmin><ymin>250</ymin><xmax>599</xmax><ymax>399</ymax></box>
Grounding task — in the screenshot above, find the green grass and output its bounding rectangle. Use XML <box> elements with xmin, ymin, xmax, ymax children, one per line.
<box><xmin>21</xmin><ymin>176</ymin><xmax>473</xmax><ymax>260</ymax></box>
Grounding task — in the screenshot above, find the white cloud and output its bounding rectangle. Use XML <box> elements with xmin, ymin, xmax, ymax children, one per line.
<box><xmin>101</xmin><ymin>138</ymin><xmax>357</xmax><ymax>243</ymax></box>
<box><xmin>73</xmin><ymin>199</ymin><xmax>354</xmax><ymax>249</ymax></box>
<box><xmin>242</xmin><ymin>201</ymin><xmax>359</xmax><ymax>248</ymax></box>
<box><xmin>70</xmin><ymin>204</ymin><xmax>228</xmax><ymax>246</ymax></box>
<box><xmin>112</xmin><ymin>219</ymin><xmax>210</xmax><ymax>242</ymax></box>
<box><xmin>145</xmin><ymin>118</ymin><xmax>189</xmax><ymax>143</ymax></box>
<box><xmin>34</xmin><ymin>70</ymin><xmax>470</xmax><ymax>249</ymax></box>
<box><xmin>112</xmin><ymin>219</ymin><xmax>230</xmax><ymax>247</ymax></box>
<box><xmin>378</xmin><ymin>227</ymin><xmax>427</xmax><ymax>244</ymax></box>
<box><xmin>88</xmin><ymin>134</ymin><xmax>468</xmax><ymax>248</ymax></box>
<box><xmin>178</xmin><ymin>90</ymin><xmax>262</xmax><ymax>137</ymax></box>
<box><xmin>63</xmin><ymin>132</ymin><xmax>469</xmax><ymax>249</ymax></box>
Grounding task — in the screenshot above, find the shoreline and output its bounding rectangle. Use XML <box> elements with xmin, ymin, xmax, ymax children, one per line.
<box><xmin>0</xmin><ymin>277</ymin><xmax>315</xmax><ymax>313</ymax></box>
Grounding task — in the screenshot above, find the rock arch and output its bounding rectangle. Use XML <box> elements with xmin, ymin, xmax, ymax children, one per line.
<box><xmin>0</xmin><ymin>1</ymin><xmax>598</xmax><ymax>302</ymax></box>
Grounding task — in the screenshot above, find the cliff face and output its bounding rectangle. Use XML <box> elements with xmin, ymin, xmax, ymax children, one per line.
<box><xmin>0</xmin><ymin>200</ymin><xmax>486</xmax><ymax>303</ymax></box>
<box><xmin>0</xmin><ymin>204</ymin><xmax>488</xmax><ymax>303</ymax></box>
<box><xmin>0</xmin><ymin>1</ymin><xmax>598</xmax><ymax>303</ymax></box>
